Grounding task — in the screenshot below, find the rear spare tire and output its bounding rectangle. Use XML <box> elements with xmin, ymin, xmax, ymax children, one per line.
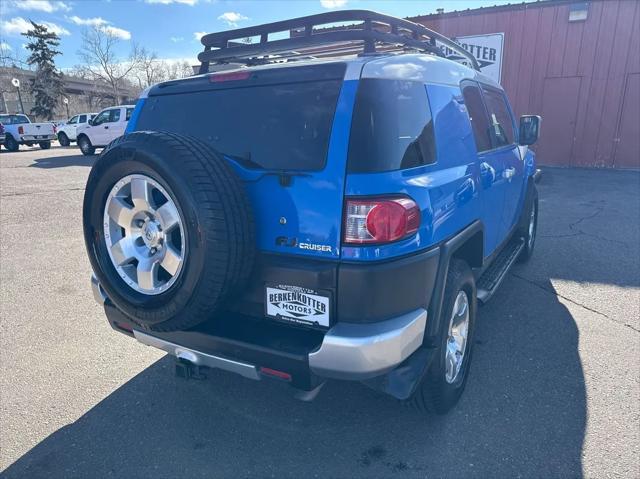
<box><xmin>83</xmin><ymin>131</ymin><xmax>255</xmax><ymax>332</ymax></box>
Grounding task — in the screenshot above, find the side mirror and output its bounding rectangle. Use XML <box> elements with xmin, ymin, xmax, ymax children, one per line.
<box><xmin>519</xmin><ymin>115</ymin><xmax>541</xmax><ymax>146</ymax></box>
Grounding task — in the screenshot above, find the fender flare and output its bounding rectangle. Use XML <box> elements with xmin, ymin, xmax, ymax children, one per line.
<box><xmin>424</xmin><ymin>220</ymin><xmax>484</xmax><ymax>343</ymax></box>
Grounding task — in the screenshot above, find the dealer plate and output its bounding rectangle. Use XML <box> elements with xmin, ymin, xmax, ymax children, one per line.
<box><xmin>265</xmin><ymin>284</ymin><xmax>330</xmax><ymax>328</ymax></box>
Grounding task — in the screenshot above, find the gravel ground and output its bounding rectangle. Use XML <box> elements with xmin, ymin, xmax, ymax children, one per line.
<box><xmin>1</xmin><ymin>146</ymin><xmax>639</xmax><ymax>478</ymax></box>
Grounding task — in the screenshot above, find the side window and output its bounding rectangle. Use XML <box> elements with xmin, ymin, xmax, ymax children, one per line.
<box><xmin>480</xmin><ymin>86</ymin><xmax>515</xmax><ymax>148</ymax></box>
<box><xmin>348</xmin><ymin>79</ymin><xmax>436</xmax><ymax>172</ymax></box>
<box><xmin>78</xmin><ymin>115</ymin><xmax>87</xmax><ymax>123</ymax></box>
<box><xmin>68</xmin><ymin>116</ymin><xmax>78</xmax><ymax>124</ymax></box>
<box><xmin>16</xmin><ymin>115</ymin><xmax>30</xmax><ymax>124</ymax></box>
<box><xmin>461</xmin><ymin>82</ymin><xmax>492</xmax><ymax>152</ymax></box>
<box><xmin>108</xmin><ymin>109</ymin><xmax>121</xmax><ymax>122</ymax></box>
<box><xmin>92</xmin><ymin>111</ymin><xmax>109</xmax><ymax>125</ymax></box>
<box><xmin>126</xmin><ymin>108</ymin><xmax>134</xmax><ymax>121</ymax></box>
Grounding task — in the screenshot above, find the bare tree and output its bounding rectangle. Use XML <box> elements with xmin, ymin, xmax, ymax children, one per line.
<box><xmin>132</xmin><ymin>53</ymin><xmax>194</xmax><ymax>90</ymax></box>
<box><xmin>77</xmin><ymin>26</ymin><xmax>142</xmax><ymax>100</ymax></box>
<box><xmin>0</xmin><ymin>43</ymin><xmax>30</xmax><ymax>69</ymax></box>
<box><xmin>132</xmin><ymin>47</ymin><xmax>163</xmax><ymax>90</ymax></box>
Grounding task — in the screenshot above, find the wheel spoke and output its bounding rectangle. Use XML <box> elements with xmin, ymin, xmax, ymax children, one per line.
<box><xmin>110</xmin><ymin>238</ymin><xmax>137</xmax><ymax>266</ymax></box>
<box><xmin>137</xmin><ymin>258</ymin><xmax>159</xmax><ymax>291</ymax></box>
<box><xmin>107</xmin><ymin>198</ymin><xmax>135</xmax><ymax>228</ymax></box>
<box><xmin>156</xmin><ymin>201</ymin><xmax>180</xmax><ymax>232</ymax></box>
<box><xmin>131</xmin><ymin>178</ymin><xmax>153</xmax><ymax>211</ymax></box>
<box><xmin>160</xmin><ymin>245</ymin><xmax>182</xmax><ymax>276</ymax></box>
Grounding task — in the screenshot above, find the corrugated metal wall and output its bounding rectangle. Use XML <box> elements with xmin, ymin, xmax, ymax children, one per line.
<box><xmin>414</xmin><ymin>0</ymin><xmax>640</xmax><ymax>169</ymax></box>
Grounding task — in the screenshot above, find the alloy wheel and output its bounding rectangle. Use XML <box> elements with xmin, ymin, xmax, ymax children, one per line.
<box><xmin>103</xmin><ymin>174</ymin><xmax>185</xmax><ymax>295</ymax></box>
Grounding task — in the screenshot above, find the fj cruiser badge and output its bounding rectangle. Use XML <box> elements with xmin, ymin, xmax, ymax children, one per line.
<box><xmin>265</xmin><ymin>284</ymin><xmax>330</xmax><ymax>327</ymax></box>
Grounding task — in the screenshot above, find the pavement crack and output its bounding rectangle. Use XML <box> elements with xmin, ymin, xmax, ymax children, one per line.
<box><xmin>1</xmin><ymin>187</ymin><xmax>85</xmax><ymax>198</ymax></box>
<box><xmin>569</xmin><ymin>207</ymin><xmax>603</xmax><ymax>230</ymax></box>
<box><xmin>511</xmin><ymin>272</ymin><xmax>640</xmax><ymax>333</ymax></box>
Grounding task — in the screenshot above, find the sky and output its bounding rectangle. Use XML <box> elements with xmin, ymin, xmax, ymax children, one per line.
<box><xmin>1</xmin><ymin>0</ymin><xmax>536</xmax><ymax>69</ymax></box>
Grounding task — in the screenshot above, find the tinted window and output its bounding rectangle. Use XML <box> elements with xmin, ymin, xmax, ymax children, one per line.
<box><xmin>126</xmin><ymin>108</ymin><xmax>134</xmax><ymax>121</ymax></box>
<box><xmin>108</xmin><ymin>109</ymin><xmax>121</xmax><ymax>122</ymax></box>
<box><xmin>461</xmin><ymin>82</ymin><xmax>492</xmax><ymax>152</ymax></box>
<box><xmin>93</xmin><ymin>111</ymin><xmax>109</xmax><ymax>125</ymax></box>
<box><xmin>481</xmin><ymin>86</ymin><xmax>515</xmax><ymax>148</ymax></box>
<box><xmin>79</xmin><ymin>115</ymin><xmax>87</xmax><ymax>123</ymax></box>
<box><xmin>348</xmin><ymin>79</ymin><xmax>436</xmax><ymax>172</ymax></box>
<box><xmin>0</xmin><ymin>115</ymin><xmax>30</xmax><ymax>125</ymax></box>
<box><xmin>137</xmin><ymin>80</ymin><xmax>343</xmax><ymax>170</ymax></box>
<box><xmin>68</xmin><ymin>116</ymin><xmax>78</xmax><ymax>124</ymax></box>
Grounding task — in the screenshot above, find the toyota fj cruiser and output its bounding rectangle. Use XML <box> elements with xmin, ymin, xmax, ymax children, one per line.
<box><xmin>84</xmin><ymin>11</ymin><xmax>541</xmax><ymax>413</ymax></box>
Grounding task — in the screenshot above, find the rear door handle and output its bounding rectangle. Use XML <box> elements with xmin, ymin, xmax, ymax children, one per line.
<box><xmin>104</xmin><ymin>126</ymin><xmax>109</xmax><ymax>129</ymax></box>
<box><xmin>503</xmin><ymin>167</ymin><xmax>515</xmax><ymax>180</ymax></box>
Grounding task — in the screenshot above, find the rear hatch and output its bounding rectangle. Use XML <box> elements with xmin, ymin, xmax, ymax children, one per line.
<box><xmin>135</xmin><ymin>63</ymin><xmax>352</xmax><ymax>261</ymax></box>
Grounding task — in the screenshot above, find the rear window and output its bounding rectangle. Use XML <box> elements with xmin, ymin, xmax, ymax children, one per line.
<box><xmin>136</xmin><ymin>78</ymin><xmax>343</xmax><ymax>171</ymax></box>
<box><xmin>348</xmin><ymin>79</ymin><xmax>436</xmax><ymax>173</ymax></box>
<box><xmin>0</xmin><ymin>115</ymin><xmax>30</xmax><ymax>125</ymax></box>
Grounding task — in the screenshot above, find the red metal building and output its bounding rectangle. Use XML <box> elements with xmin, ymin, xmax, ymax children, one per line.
<box><xmin>411</xmin><ymin>0</ymin><xmax>639</xmax><ymax>169</ymax></box>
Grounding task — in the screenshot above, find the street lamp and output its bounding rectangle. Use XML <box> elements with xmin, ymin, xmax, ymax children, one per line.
<box><xmin>63</xmin><ymin>97</ymin><xmax>69</xmax><ymax>118</ymax></box>
<box><xmin>11</xmin><ymin>78</ymin><xmax>24</xmax><ymax>115</ymax></box>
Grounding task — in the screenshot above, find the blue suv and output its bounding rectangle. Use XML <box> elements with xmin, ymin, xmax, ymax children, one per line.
<box><xmin>84</xmin><ymin>11</ymin><xmax>541</xmax><ymax>413</ymax></box>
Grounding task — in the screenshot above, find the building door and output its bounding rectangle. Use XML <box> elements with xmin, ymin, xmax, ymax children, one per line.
<box><xmin>537</xmin><ymin>77</ymin><xmax>581</xmax><ymax>167</ymax></box>
<box><xmin>614</xmin><ymin>73</ymin><xmax>640</xmax><ymax>169</ymax></box>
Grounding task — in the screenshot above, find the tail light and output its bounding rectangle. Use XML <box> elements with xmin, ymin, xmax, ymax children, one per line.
<box><xmin>53</xmin><ymin>124</ymin><xmax>57</xmax><ymax>133</ymax></box>
<box><xmin>18</xmin><ymin>126</ymin><xmax>24</xmax><ymax>135</ymax></box>
<box><xmin>344</xmin><ymin>196</ymin><xmax>420</xmax><ymax>244</ymax></box>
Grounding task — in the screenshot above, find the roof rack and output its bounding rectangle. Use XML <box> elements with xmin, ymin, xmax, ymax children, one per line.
<box><xmin>197</xmin><ymin>10</ymin><xmax>479</xmax><ymax>74</ymax></box>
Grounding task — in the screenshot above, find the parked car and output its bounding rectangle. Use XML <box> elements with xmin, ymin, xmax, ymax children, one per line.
<box><xmin>76</xmin><ymin>105</ymin><xmax>134</xmax><ymax>155</ymax></box>
<box><xmin>0</xmin><ymin>114</ymin><xmax>56</xmax><ymax>151</ymax></box>
<box><xmin>57</xmin><ymin>112</ymin><xmax>97</xmax><ymax>146</ymax></box>
<box><xmin>84</xmin><ymin>11</ymin><xmax>541</xmax><ymax>414</ymax></box>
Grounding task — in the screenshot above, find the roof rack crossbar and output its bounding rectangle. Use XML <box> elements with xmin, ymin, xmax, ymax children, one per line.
<box><xmin>197</xmin><ymin>10</ymin><xmax>479</xmax><ymax>73</ymax></box>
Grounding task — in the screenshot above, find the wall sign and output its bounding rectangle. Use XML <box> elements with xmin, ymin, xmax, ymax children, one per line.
<box><xmin>437</xmin><ymin>33</ymin><xmax>505</xmax><ymax>83</ymax></box>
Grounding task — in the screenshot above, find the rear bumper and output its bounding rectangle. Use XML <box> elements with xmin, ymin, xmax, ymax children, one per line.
<box><xmin>20</xmin><ymin>134</ymin><xmax>55</xmax><ymax>142</ymax></box>
<box><xmin>308</xmin><ymin>308</ymin><xmax>426</xmax><ymax>379</ymax></box>
<box><xmin>91</xmin><ymin>276</ymin><xmax>428</xmax><ymax>384</ymax></box>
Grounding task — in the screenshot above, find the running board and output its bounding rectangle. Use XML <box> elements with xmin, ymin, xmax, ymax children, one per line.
<box><xmin>476</xmin><ymin>237</ymin><xmax>525</xmax><ymax>304</ymax></box>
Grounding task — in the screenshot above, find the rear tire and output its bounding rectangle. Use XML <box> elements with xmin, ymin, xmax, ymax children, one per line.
<box><xmin>78</xmin><ymin>135</ymin><xmax>95</xmax><ymax>155</ymax></box>
<box><xmin>39</xmin><ymin>141</ymin><xmax>51</xmax><ymax>150</ymax></box>
<box><xmin>5</xmin><ymin>135</ymin><xmax>19</xmax><ymax>152</ymax></box>
<box><xmin>58</xmin><ymin>133</ymin><xmax>70</xmax><ymax>146</ymax></box>
<box><xmin>517</xmin><ymin>184</ymin><xmax>538</xmax><ymax>263</ymax></box>
<box><xmin>410</xmin><ymin>259</ymin><xmax>476</xmax><ymax>414</ymax></box>
<box><xmin>83</xmin><ymin>131</ymin><xmax>255</xmax><ymax>332</ymax></box>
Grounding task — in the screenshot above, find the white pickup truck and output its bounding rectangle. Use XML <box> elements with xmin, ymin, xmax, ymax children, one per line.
<box><xmin>0</xmin><ymin>114</ymin><xmax>56</xmax><ymax>151</ymax></box>
<box><xmin>76</xmin><ymin>105</ymin><xmax>135</xmax><ymax>155</ymax></box>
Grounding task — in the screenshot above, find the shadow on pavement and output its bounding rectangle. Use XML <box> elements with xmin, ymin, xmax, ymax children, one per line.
<box><xmin>2</xmin><ymin>276</ymin><xmax>586</xmax><ymax>478</ymax></box>
<box><xmin>28</xmin><ymin>153</ymin><xmax>96</xmax><ymax>169</ymax></box>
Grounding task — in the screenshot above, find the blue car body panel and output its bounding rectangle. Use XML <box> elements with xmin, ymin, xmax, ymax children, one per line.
<box><xmin>129</xmin><ymin>56</ymin><xmax>535</xmax><ymax>266</ymax></box>
<box><xmin>342</xmin><ymin>83</ymin><xmax>480</xmax><ymax>261</ymax></box>
<box><xmin>224</xmin><ymin>79</ymin><xmax>359</xmax><ymax>259</ymax></box>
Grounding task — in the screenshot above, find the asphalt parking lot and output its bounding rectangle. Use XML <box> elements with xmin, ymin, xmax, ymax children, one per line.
<box><xmin>1</xmin><ymin>146</ymin><xmax>638</xmax><ymax>478</ymax></box>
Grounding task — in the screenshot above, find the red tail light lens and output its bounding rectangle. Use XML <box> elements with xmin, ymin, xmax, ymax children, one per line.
<box><xmin>344</xmin><ymin>197</ymin><xmax>420</xmax><ymax>244</ymax></box>
<box><xmin>53</xmin><ymin>124</ymin><xmax>57</xmax><ymax>133</ymax></box>
<box><xmin>18</xmin><ymin>126</ymin><xmax>24</xmax><ymax>135</ymax></box>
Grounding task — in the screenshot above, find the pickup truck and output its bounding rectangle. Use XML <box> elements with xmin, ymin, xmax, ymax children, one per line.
<box><xmin>76</xmin><ymin>105</ymin><xmax>135</xmax><ymax>155</ymax></box>
<box><xmin>56</xmin><ymin>112</ymin><xmax>97</xmax><ymax>146</ymax></box>
<box><xmin>0</xmin><ymin>114</ymin><xmax>56</xmax><ymax>151</ymax></box>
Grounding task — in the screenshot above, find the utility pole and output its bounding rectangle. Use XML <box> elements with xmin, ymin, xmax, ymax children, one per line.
<box><xmin>63</xmin><ymin>97</ymin><xmax>69</xmax><ymax>118</ymax></box>
<box><xmin>11</xmin><ymin>78</ymin><xmax>24</xmax><ymax>114</ymax></box>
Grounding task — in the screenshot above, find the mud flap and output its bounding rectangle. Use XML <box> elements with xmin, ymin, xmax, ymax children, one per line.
<box><xmin>362</xmin><ymin>346</ymin><xmax>436</xmax><ymax>400</ymax></box>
